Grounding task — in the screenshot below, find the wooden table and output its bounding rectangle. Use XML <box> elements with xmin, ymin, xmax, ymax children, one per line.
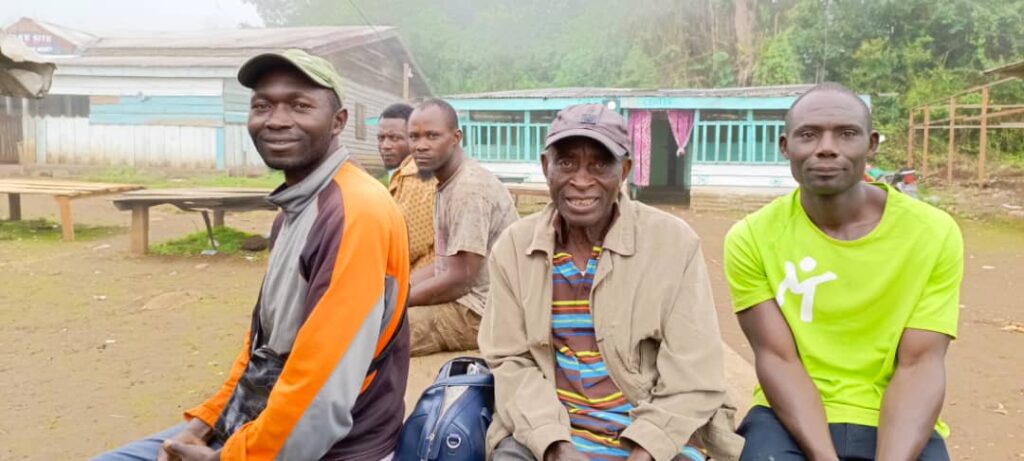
<box><xmin>504</xmin><ymin>182</ymin><xmax>550</xmax><ymax>206</ymax></box>
<box><xmin>112</xmin><ymin>188</ymin><xmax>277</xmax><ymax>254</ymax></box>
<box><xmin>0</xmin><ymin>179</ymin><xmax>143</xmax><ymax>241</ymax></box>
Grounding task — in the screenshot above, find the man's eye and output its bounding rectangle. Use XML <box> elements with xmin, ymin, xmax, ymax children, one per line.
<box><xmin>799</xmin><ymin>131</ymin><xmax>816</xmax><ymax>139</ymax></box>
<box><xmin>252</xmin><ymin>102</ymin><xmax>270</xmax><ymax>110</ymax></box>
<box><xmin>295</xmin><ymin>102</ymin><xmax>312</xmax><ymax>110</ymax></box>
<box><xmin>841</xmin><ymin>130</ymin><xmax>857</xmax><ymax>137</ymax></box>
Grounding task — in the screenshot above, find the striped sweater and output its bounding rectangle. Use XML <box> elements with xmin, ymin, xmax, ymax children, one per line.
<box><xmin>184</xmin><ymin>148</ymin><xmax>410</xmax><ymax>461</ymax></box>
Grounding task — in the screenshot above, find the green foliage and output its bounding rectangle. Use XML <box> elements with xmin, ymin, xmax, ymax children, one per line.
<box><xmin>151</xmin><ymin>227</ymin><xmax>261</xmax><ymax>256</ymax></box>
<box><xmin>85</xmin><ymin>168</ymin><xmax>283</xmax><ymax>189</ymax></box>
<box><xmin>0</xmin><ymin>219</ymin><xmax>121</xmax><ymax>242</ymax></box>
<box><xmin>244</xmin><ymin>0</ymin><xmax>1024</xmax><ymax>165</ymax></box>
<box><xmin>753</xmin><ymin>30</ymin><xmax>802</xmax><ymax>85</ymax></box>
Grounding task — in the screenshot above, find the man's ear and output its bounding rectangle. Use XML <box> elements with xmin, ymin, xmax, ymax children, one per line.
<box><xmin>541</xmin><ymin>152</ymin><xmax>550</xmax><ymax>180</ymax></box>
<box><xmin>779</xmin><ymin>134</ymin><xmax>790</xmax><ymax>160</ymax></box>
<box><xmin>620</xmin><ymin>157</ymin><xmax>632</xmax><ymax>182</ymax></box>
<box><xmin>333</xmin><ymin>108</ymin><xmax>348</xmax><ymax>136</ymax></box>
<box><xmin>867</xmin><ymin>130</ymin><xmax>880</xmax><ymax>158</ymax></box>
<box><xmin>452</xmin><ymin>128</ymin><xmax>463</xmax><ymax>145</ymax></box>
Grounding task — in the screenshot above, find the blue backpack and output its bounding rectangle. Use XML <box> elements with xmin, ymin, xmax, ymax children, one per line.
<box><xmin>397</xmin><ymin>357</ymin><xmax>494</xmax><ymax>461</ymax></box>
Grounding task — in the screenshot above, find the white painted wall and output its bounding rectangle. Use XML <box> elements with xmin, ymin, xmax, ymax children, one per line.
<box><xmin>224</xmin><ymin>123</ymin><xmax>265</xmax><ymax>171</ymax></box>
<box><xmin>476</xmin><ymin>161</ymin><xmax>546</xmax><ymax>183</ymax></box>
<box><xmin>49</xmin><ymin>75</ymin><xmax>224</xmax><ymax>97</ymax></box>
<box><xmin>33</xmin><ymin>116</ymin><xmax>218</xmax><ymax>168</ymax></box>
<box><xmin>691</xmin><ymin>164</ymin><xmax>798</xmax><ymax>188</ymax></box>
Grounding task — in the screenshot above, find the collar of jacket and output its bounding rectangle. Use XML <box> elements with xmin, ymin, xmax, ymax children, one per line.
<box><xmin>525</xmin><ymin>191</ymin><xmax>637</xmax><ymax>258</ymax></box>
<box><xmin>266</xmin><ymin>146</ymin><xmax>351</xmax><ymax>217</ymax></box>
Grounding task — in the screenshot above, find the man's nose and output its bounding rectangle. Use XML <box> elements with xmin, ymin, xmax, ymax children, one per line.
<box><xmin>266</xmin><ymin>106</ymin><xmax>293</xmax><ymax>129</ymax></box>
<box><xmin>815</xmin><ymin>132</ymin><xmax>839</xmax><ymax>158</ymax></box>
<box><xmin>568</xmin><ymin>168</ymin><xmax>596</xmax><ymax>188</ymax></box>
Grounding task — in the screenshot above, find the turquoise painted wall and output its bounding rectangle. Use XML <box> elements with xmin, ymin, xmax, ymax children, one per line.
<box><xmin>89</xmin><ymin>95</ymin><xmax>224</xmax><ymax>126</ymax></box>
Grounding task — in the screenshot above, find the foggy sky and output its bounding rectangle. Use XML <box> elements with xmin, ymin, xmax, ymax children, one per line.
<box><xmin>3</xmin><ymin>0</ymin><xmax>264</xmax><ymax>32</ymax></box>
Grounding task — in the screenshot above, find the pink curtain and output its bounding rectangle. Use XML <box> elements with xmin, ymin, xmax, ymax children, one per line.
<box><xmin>667</xmin><ymin>110</ymin><xmax>695</xmax><ymax>157</ymax></box>
<box><xmin>628</xmin><ymin>110</ymin><xmax>652</xmax><ymax>187</ymax></box>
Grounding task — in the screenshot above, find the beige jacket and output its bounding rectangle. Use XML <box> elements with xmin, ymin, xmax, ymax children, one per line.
<box><xmin>478</xmin><ymin>194</ymin><xmax>743</xmax><ymax>461</ymax></box>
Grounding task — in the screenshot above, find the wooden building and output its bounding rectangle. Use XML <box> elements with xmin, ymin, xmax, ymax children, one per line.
<box><xmin>446</xmin><ymin>86</ymin><xmax>871</xmax><ymax>202</ymax></box>
<box><xmin>1</xmin><ymin>18</ymin><xmax>432</xmax><ymax>173</ymax></box>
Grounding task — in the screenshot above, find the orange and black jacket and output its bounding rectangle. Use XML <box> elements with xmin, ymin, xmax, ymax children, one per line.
<box><xmin>184</xmin><ymin>148</ymin><xmax>410</xmax><ymax>461</ymax></box>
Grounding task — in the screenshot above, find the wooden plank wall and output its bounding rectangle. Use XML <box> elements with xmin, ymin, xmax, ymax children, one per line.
<box><xmin>34</xmin><ymin>117</ymin><xmax>218</xmax><ymax>168</ymax></box>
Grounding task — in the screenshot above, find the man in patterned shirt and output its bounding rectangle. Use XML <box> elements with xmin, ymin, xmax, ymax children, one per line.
<box><xmin>377</xmin><ymin>103</ymin><xmax>436</xmax><ymax>271</ymax></box>
<box><xmin>479</xmin><ymin>104</ymin><xmax>742</xmax><ymax>461</ymax></box>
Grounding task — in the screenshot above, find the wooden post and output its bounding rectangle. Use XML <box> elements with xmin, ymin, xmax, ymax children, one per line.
<box><xmin>921</xmin><ymin>107</ymin><xmax>930</xmax><ymax>177</ymax></box>
<box><xmin>7</xmin><ymin>193</ymin><xmax>21</xmax><ymax>221</ymax></box>
<box><xmin>55</xmin><ymin>196</ymin><xmax>74</xmax><ymax>242</ymax></box>
<box><xmin>213</xmin><ymin>210</ymin><xmax>225</xmax><ymax>228</ymax></box>
<box><xmin>402</xmin><ymin>63</ymin><xmax>411</xmax><ymax>101</ymax></box>
<box><xmin>947</xmin><ymin>98</ymin><xmax>956</xmax><ymax>183</ymax></box>
<box><xmin>130</xmin><ymin>205</ymin><xmax>149</xmax><ymax>255</ymax></box>
<box><xmin>906</xmin><ymin>109</ymin><xmax>915</xmax><ymax>167</ymax></box>
<box><xmin>978</xmin><ymin>86</ymin><xmax>989</xmax><ymax>182</ymax></box>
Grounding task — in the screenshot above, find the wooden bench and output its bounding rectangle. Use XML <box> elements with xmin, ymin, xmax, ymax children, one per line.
<box><xmin>504</xmin><ymin>182</ymin><xmax>549</xmax><ymax>206</ymax></box>
<box><xmin>112</xmin><ymin>188</ymin><xmax>277</xmax><ymax>255</ymax></box>
<box><xmin>0</xmin><ymin>179</ymin><xmax>143</xmax><ymax>241</ymax></box>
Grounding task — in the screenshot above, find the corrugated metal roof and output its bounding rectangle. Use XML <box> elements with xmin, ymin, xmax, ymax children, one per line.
<box><xmin>83</xmin><ymin>26</ymin><xmax>396</xmax><ymax>57</ymax></box>
<box><xmin>28</xmin><ymin>19</ymin><xmax>98</xmax><ymax>49</ymax></box>
<box><xmin>53</xmin><ymin>55</ymin><xmax>248</xmax><ymax>68</ymax></box>
<box><xmin>0</xmin><ymin>32</ymin><xmax>56</xmax><ymax>98</ymax></box>
<box><xmin>447</xmin><ymin>84</ymin><xmax>816</xmax><ymax>99</ymax></box>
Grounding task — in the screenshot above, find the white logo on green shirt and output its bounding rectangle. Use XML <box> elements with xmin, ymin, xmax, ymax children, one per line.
<box><xmin>776</xmin><ymin>256</ymin><xmax>838</xmax><ymax>323</ymax></box>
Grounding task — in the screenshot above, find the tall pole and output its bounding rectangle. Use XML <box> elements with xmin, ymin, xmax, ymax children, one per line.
<box><xmin>402</xmin><ymin>62</ymin><xmax>411</xmax><ymax>101</ymax></box>
<box><xmin>906</xmin><ymin>109</ymin><xmax>915</xmax><ymax>167</ymax></box>
<box><xmin>978</xmin><ymin>86</ymin><xmax>989</xmax><ymax>182</ymax></box>
<box><xmin>947</xmin><ymin>98</ymin><xmax>956</xmax><ymax>183</ymax></box>
<box><xmin>921</xmin><ymin>106</ymin><xmax>930</xmax><ymax>177</ymax></box>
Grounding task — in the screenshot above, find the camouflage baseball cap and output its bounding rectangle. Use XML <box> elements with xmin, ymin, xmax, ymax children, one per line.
<box><xmin>237</xmin><ymin>49</ymin><xmax>345</xmax><ymax>105</ymax></box>
<box><xmin>545</xmin><ymin>103</ymin><xmax>630</xmax><ymax>158</ymax></box>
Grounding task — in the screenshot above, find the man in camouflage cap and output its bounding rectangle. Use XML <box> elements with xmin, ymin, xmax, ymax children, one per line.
<box><xmin>94</xmin><ymin>50</ymin><xmax>411</xmax><ymax>461</ymax></box>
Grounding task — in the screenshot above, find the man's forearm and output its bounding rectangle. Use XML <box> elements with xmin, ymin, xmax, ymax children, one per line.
<box><xmin>408</xmin><ymin>272</ymin><xmax>471</xmax><ymax>306</ymax></box>
<box><xmin>757</xmin><ymin>355</ymin><xmax>838</xmax><ymax>461</ymax></box>
<box><xmin>876</xmin><ymin>361</ymin><xmax>945</xmax><ymax>461</ymax></box>
<box><xmin>410</xmin><ymin>265</ymin><xmax>433</xmax><ymax>286</ymax></box>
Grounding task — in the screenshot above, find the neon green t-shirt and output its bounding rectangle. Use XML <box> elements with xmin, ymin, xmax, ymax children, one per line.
<box><xmin>724</xmin><ymin>183</ymin><xmax>963</xmax><ymax>436</ymax></box>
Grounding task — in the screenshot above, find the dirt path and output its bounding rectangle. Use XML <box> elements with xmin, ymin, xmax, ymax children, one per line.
<box><xmin>0</xmin><ymin>195</ymin><xmax>1021</xmax><ymax>460</ymax></box>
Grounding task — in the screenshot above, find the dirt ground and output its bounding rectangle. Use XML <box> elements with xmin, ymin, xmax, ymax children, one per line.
<box><xmin>0</xmin><ymin>193</ymin><xmax>1021</xmax><ymax>460</ymax></box>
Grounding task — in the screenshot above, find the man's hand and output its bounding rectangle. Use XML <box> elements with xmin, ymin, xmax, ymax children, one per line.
<box><xmin>543</xmin><ymin>441</ymin><xmax>590</xmax><ymax>461</ymax></box>
<box><xmin>156</xmin><ymin>419</ymin><xmax>213</xmax><ymax>461</ymax></box>
<box><xmin>162</xmin><ymin>440</ymin><xmax>219</xmax><ymax>461</ymax></box>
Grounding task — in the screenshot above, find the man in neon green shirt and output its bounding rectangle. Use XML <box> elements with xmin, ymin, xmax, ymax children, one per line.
<box><xmin>724</xmin><ymin>82</ymin><xmax>963</xmax><ymax>461</ymax></box>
